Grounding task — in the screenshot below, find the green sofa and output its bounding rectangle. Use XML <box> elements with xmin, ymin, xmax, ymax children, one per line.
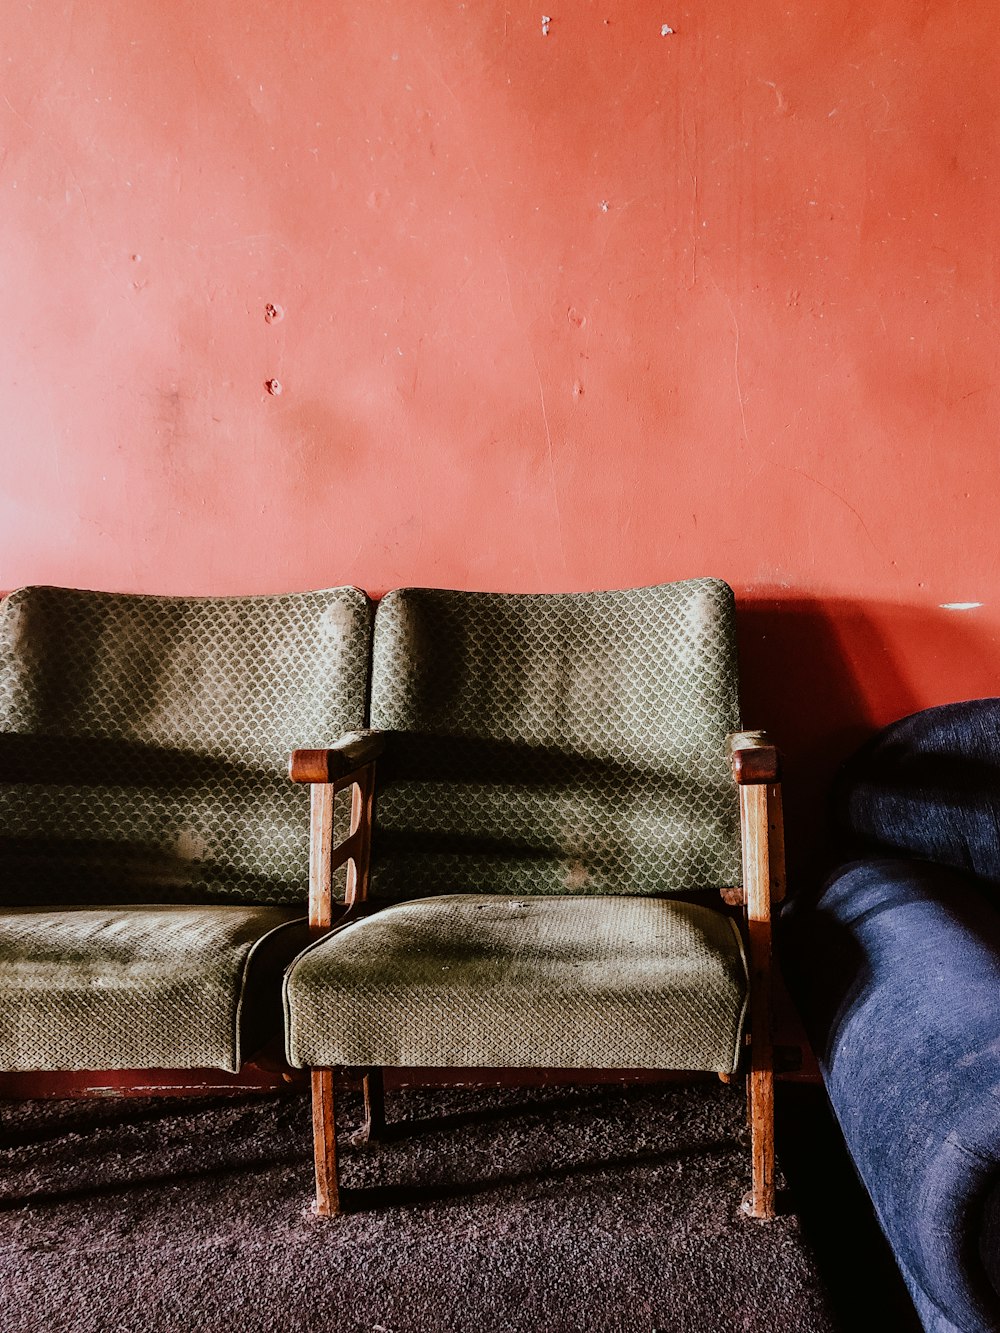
<box><xmin>0</xmin><ymin>578</ymin><xmax>783</xmax><ymax>1221</ymax></box>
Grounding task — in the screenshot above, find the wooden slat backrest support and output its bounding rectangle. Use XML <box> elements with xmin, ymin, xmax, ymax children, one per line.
<box><xmin>307</xmin><ymin>765</ymin><xmax>376</xmax><ymax>933</ymax></box>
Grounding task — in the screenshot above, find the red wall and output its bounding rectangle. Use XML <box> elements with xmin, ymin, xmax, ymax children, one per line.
<box><xmin>3</xmin><ymin>2</ymin><xmax>999</xmax><ymax>867</ymax></box>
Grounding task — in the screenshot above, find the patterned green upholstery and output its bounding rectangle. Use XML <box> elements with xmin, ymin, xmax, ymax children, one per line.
<box><xmin>285</xmin><ymin>894</ymin><xmax>748</xmax><ymax>1072</ymax></box>
<box><xmin>0</xmin><ymin>584</ymin><xmax>371</xmax><ymax>1071</ymax></box>
<box><xmin>0</xmin><ymin>585</ymin><xmax>371</xmax><ymax>906</ymax></box>
<box><xmin>0</xmin><ymin>905</ymin><xmax>310</xmax><ymax>1072</ymax></box>
<box><xmin>368</xmin><ymin>579</ymin><xmax>742</xmax><ymax>901</ymax></box>
<box><xmin>284</xmin><ymin>578</ymin><xmax>751</xmax><ymax>1075</ymax></box>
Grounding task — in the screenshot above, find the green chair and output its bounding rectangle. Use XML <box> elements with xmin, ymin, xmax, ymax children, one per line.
<box><xmin>284</xmin><ymin>578</ymin><xmax>785</xmax><ymax>1219</ymax></box>
<box><xmin>0</xmin><ymin>584</ymin><xmax>370</xmax><ymax>1077</ymax></box>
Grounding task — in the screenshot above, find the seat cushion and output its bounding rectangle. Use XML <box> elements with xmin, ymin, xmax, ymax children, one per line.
<box><xmin>0</xmin><ymin>905</ymin><xmax>309</xmax><ymax>1072</ymax></box>
<box><xmin>368</xmin><ymin>580</ymin><xmax>743</xmax><ymax>902</ymax></box>
<box><xmin>284</xmin><ymin>894</ymin><xmax>748</xmax><ymax>1072</ymax></box>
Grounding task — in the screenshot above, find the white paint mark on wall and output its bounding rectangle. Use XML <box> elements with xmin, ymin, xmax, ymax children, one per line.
<box><xmin>661</xmin><ymin>23</ymin><xmax>675</xmax><ymax>36</ymax></box>
<box><xmin>541</xmin><ymin>15</ymin><xmax>551</xmax><ymax>36</ymax></box>
<box><xmin>761</xmin><ymin>80</ymin><xmax>789</xmax><ymax>114</ymax></box>
<box><xmin>940</xmin><ymin>602</ymin><xmax>983</xmax><ymax>611</ymax></box>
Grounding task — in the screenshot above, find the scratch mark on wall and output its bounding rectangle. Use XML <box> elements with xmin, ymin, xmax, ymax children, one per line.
<box><xmin>1</xmin><ymin>92</ymin><xmax>36</xmax><ymax>133</ymax></box>
<box><xmin>417</xmin><ymin>53</ymin><xmax>496</xmax><ymax>218</ymax></box>
<box><xmin>680</xmin><ymin>108</ymin><xmax>700</xmax><ymax>288</ymax></box>
<box><xmin>534</xmin><ymin>360</ymin><xmax>568</xmax><ymax>571</ymax></box>
<box><xmin>706</xmin><ymin>268</ymin><xmax>888</xmax><ymax>569</ymax></box>
<box><xmin>941</xmin><ymin>602</ymin><xmax>983</xmax><ymax>611</ymax></box>
<box><xmin>789</xmin><ymin>466</ymin><xmax>886</xmax><ymax>559</ymax></box>
<box><xmin>408</xmin><ymin>334</ymin><xmax>424</xmax><ymax>397</ymax></box>
<box><xmin>721</xmin><ymin>290</ymin><xmax>751</xmax><ymax>447</ymax></box>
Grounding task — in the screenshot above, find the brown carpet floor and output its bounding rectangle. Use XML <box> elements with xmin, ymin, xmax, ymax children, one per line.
<box><xmin>0</xmin><ymin>1080</ymin><xmax>920</xmax><ymax>1333</ymax></box>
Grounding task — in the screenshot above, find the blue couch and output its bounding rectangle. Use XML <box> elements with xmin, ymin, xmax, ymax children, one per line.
<box><xmin>783</xmin><ymin>699</ymin><xmax>1000</xmax><ymax>1333</ymax></box>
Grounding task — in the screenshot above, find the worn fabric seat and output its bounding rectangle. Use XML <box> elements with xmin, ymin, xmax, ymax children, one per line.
<box><xmin>286</xmin><ymin>893</ymin><xmax>748</xmax><ymax>1071</ymax></box>
<box><xmin>0</xmin><ymin>583</ymin><xmax>371</xmax><ymax>1074</ymax></box>
<box><xmin>0</xmin><ymin>904</ymin><xmax>306</xmax><ymax>1072</ymax></box>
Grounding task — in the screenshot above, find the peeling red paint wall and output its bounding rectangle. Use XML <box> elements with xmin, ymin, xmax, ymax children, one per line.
<box><xmin>3</xmin><ymin>2</ymin><xmax>999</xmax><ymax>856</ymax></box>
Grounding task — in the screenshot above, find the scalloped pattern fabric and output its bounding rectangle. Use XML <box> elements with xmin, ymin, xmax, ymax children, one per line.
<box><xmin>368</xmin><ymin>580</ymin><xmax>742</xmax><ymax>900</ymax></box>
<box><xmin>0</xmin><ymin>904</ymin><xmax>308</xmax><ymax>1071</ymax></box>
<box><xmin>0</xmin><ymin>585</ymin><xmax>371</xmax><ymax>906</ymax></box>
<box><xmin>285</xmin><ymin>894</ymin><xmax>748</xmax><ymax>1071</ymax></box>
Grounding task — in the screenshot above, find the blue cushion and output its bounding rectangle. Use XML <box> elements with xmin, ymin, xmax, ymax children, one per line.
<box><xmin>835</xmin><ymin>697</ymin><xmax>1000</xmax><ymax>888</ymax></box>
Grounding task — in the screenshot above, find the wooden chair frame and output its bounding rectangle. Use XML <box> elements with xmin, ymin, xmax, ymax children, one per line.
<box><xmin>289</xmin><ymin>728</ymin><xmax>785</xmax><ymax>1221</ymax></box>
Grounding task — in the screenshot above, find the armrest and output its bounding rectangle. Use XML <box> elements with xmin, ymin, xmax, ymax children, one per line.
<box><xmin>289</xmin><ymin>730</ymin><xmax>386</xmax><ymax>784</ymax></box>
<box><xmin>728</xmin><ymin>730</ymin><xmax>781</xmax><ymax>785</ymax></box>
<box><xmin>727</xmin><ymin>730</ymin><xmax>785</xmax><ymax>908</ymax></box>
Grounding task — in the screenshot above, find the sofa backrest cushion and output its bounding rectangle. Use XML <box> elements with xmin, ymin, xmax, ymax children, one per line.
<box><xmin>0</xmin><ymin>585</ymin><xmax>371</xmax><ymax>906</ymax></box>
<box><xmin>835</xmin><ymin>697</ymin><xmax>1000</xmax><ymax>886</ymax></box>
<box><xmin>369</xmin><ymin>579</ymin><xmax>743</xmax><ymax>900</ymax></box>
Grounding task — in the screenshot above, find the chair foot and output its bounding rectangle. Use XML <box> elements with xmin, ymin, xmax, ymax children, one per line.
<box><xmin>361</xmin><ymin>1067</ymin><xmax>386</xmax><ymax>1144</ymax></box>
<box><xmin>311</xmin><ymin>1069</ymin><xmax>340</xmax><ymax>1217</ymax></box>
<box><xmin>741</xmin><ymin>1189</ymin><xmax>774</xmax><ymax>1220</ymax></box>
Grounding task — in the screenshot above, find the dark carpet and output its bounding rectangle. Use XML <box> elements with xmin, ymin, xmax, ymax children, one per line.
<box><xmin>0</xmin><ymin>1079</ymin><xmax>920</xmax><ymax>1333</ymax></box>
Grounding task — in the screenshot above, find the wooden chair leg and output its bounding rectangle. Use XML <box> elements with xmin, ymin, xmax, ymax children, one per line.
<box><xmin>742</xmin><ymin>1063</ymin><xmax>776</xmax><ymax>1219</ymax></box>
<box><xmin>362</xmin><ymin>1067</ymin><xmax>386</xmax><ymax>1144</ymax></box>
<box><xmin>735</xmin><ymin>773</ymin><xmax>780</xmax><ymax>1222</ymax></box>
<box><xmin>312</xmin><ymin>1069</ymin><xmax>340</xmax><ymax>1217</ymax></box>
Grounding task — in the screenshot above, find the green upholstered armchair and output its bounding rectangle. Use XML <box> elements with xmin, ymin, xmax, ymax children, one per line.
<box><xmin>0</xmin><ymin>584</ymin><xmax>370</xmax><ymax>1077</ymax></box>
<box><xmin>284</xmin><ymin>579</ymin><xmax>785</xmax><ymax>1220</ymax></box>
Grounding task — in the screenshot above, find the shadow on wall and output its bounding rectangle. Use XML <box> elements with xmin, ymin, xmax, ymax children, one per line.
<box><xmin>737</xmin><ymin>597</ymin><xmax>999</xmax><ymax>887</ymax></box>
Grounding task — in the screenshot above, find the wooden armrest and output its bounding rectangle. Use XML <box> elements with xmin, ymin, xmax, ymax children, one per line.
<box><xmin>289</xmin><ymin>730</ymin><xmax>386</xmax><ymax>784</ymax></box>
<box><xmin>728</xmin><ymin>729</ymin><xmax>787</xmax><ymax>910</ymax></box>
<box><xmin>728</xmin><ymin>730</ymin><xmax>780</xmax><ymax>785</ymax></box>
